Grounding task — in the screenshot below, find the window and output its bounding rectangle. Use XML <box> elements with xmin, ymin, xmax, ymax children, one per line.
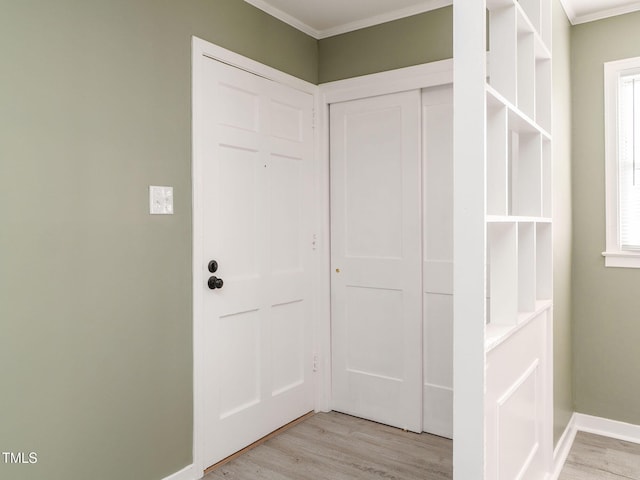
<box><xmin>603</xmin><ymin>57</ymin><xmax>640</xmax><ymax>267</ymax></box>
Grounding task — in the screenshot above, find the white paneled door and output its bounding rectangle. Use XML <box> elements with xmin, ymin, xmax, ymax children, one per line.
<box><xmin>330</xmin><ymin>90</ymin><xmax>423</xmax><ymax>433</ymax></box>
<box><xmin>422</xmin><ymin>85</ymin><xmax>454</xmax><ymax>439</ymax></box>
<box><xmin>199</xmin><ymin>58</ymin><xmax>315</xmax><ymax>469</ymax></box>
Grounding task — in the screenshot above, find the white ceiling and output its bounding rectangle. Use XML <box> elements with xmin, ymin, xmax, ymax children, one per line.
<box><xmin>244</xmin><ymin>0</ymin><xmax>640</xmax><ymax>38</ymax></box>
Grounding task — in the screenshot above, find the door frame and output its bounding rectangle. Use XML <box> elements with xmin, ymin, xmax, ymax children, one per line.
<box><xmin>191</xmin><ymin>36</ymin><xmax>321</xmax><ymax>476</ymax></box>
<box><xmin>316</xmin><ymin>60</ymin><xmax>454</xmax><ymax>413</ymax></box>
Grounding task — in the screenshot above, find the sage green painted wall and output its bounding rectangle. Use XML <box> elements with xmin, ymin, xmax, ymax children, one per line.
<box><xmin>552</xmin><ymin>0</ymin><xmax>574</xmax><ymax>445</ymax></box>
<box><xmin>317</xmin><ymin>7</ymin><xmax>453</xmax><ymax>83</ymax></box>
<box><xmin>0</xmin><ymin>2</ymin><xmax>316</xmax><ymax>479</ymax></box>
<box><xmin>571</xmin><ymin>11</ymin><xmax>640</xmax><ymax>425</ymax></box>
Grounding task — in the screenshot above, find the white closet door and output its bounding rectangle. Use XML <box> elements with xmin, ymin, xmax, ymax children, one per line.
<box><xmin>422</xmin><ymin>84</ymin><xmax>454</xmax><ymax>439</ymax></box>
<box><xmin>330</xmin><ymin>90</ymin><xmax>423</xmax><ymax>433</ymax></box>
<box><xmin>200</xmin><ymin>57</ymin><xmax>314</xmax><ymax>468</ymax></box>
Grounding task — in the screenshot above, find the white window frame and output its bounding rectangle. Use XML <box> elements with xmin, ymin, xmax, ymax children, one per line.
<box><xmin>603</xmin><ymin>56</ymin><xmax>640</xmax><ymax>268</ymax></box>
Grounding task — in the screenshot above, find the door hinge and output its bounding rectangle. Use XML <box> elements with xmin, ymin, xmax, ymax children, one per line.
<box><xmin>313</xmin><ymin>354</ymin><xmax>319</xmax><ymax>372</ymax></box>
<box><xmin>312</xmin><ymin>109</ymin><xmax>316</xmax><ymax>130</ymax></box>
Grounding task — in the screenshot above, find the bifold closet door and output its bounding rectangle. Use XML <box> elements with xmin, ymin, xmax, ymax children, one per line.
<box><xmin>330</xmin><ymin>90</ymin><xmax>423</xmax><ymax>433</ymax></box>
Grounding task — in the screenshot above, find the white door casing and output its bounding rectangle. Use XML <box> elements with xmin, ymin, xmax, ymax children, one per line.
<box><xmin>193</xmin><ymin>39</ymin><xmax>316</xmax><ymax>471</ymax></box>
<box><xmin>329</xmin><ymin>90</ymin><xmax>423</xmax><ymax>433</ymax></box>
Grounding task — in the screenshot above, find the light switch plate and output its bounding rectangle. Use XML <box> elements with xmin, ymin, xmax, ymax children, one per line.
<box><xmin>149</xmin><ymin>186</ymin><xmax>174</xmax><ymax>214</ymax></box>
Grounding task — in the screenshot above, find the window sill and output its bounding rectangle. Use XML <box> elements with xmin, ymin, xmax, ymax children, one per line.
<box><xmin>602</xmin><ymin>251</ymin><xmax>640</xmax><ymax>268</ymax></box>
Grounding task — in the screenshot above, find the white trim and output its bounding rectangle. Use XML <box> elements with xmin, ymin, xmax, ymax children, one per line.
<box><xmin>320</xmin><ymin>59</ymin><xmax>453</xmax><ymax>104</ymax></box>
<box><xmin>571</xmin><ymin>2</ymin><xmax>640</xmax><ymax>25</ymax></box>
<box><xmin>242</xmin><ymin>0</ymin><xmax>321</xmax><ymax>38</ymax></box>
<box><xmin>602</xmin><ymin>250</ymin><xmax>640</xmax><ymax>268</ymax></box>
<box><xmin>161</xmin><ymin>464</ymin><xmax>196</xmax><ymax>480</ymax></box>
<box><xmin>316</xmin><ymin>61</ymin><xmax>453</xmax><ymax>414</ymax></box>
<box><xmin>574</xmin><ymin>413</ymin><xmax>640</xmax><ymax>445</ymax></box>
<box><xmin>313</xmin><ymin>82</ymin><xmax>332</xmax><ymax>414</ymax></box>
<box><xmin>452</xmin><ymin>0</ymin><xmax>487</xmax><ymax>477</ymax></box>
<box><xmin>191</xmin><ymin>36</ymin><xmax>206</xmax><ymax>479</ymax></box>
<box><xmin>191</xmin><ymin>36</ymin><xmax>320</xmax><ymax>477</ymax></box>
<box><xmin>603</xmin><ymin>56</ymin><xmax>640</xmax><ymax>268</ymax></box>
<box><xmin>558</xmin><ymin>0</ymin><xmax>577</xmax><ymax>24</ymax></box>
<box><xmin>548</xmin><ymin>412</ymin><xmax>640</xmax><ymax>480</ymax></box>
<box><xmin>243</xmin><ymin>0</ymin><xmax>452</xmax><ymax>39</ymax></box>
<box><xmin>549</xmin><ymin>414</ymin><xmax>578</xmax><ymax>480</ymax></box>
<box><xmin>192</xmin><ymin>37</ymin><xmax>316</xmax><ymax>95</ymax></box>
<box><xmin>317</xmin><ymin>1</ymin><xmax>453</xmax><ymax>39</ymax></box>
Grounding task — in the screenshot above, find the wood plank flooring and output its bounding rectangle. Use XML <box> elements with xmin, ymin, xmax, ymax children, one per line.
<box><xmin>203</xmin><ymin>411</ymin><xmax>452</xmax><ymax>480</ymax></box>
<box><xmin>559</xmin><ymin>431</ymin><xmax>640</xmax><ymax>480</ymax></box>
<box><xmin>204</xmin><ymin>413</ymin><xmax>640</xmax><ymax>479</ymax></box>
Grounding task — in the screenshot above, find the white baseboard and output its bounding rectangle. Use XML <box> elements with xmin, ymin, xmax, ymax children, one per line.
<box><xmin>549</xmin><ymin>413</ymin><xmax>640</xmax><ymax>480</ymax></box>
<box><xmin>549</xmin><ymin>414</ymin><xmax>578</xmax><ymax>480</ymax></box>
<box><xmin>162</xmin><ymin>464</ymin><xmax>197</xmax><ymax>480</ymax></box>
<box><xmin>573</xmin><ymin>413</ymin><xmax>640</xmax><ymax>445</ymax></box>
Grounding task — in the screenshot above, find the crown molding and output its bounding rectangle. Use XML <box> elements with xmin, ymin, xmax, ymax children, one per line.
<box><xmin>243</xmin><ymin>0</ymin><xmax>452</xmax><ymax>40</ymax></box>
<box><xmin>317</xmin><ymin>0</ymin><xmax>452</xmax><ymax>39</ymax></box>
<box><xmin>558</xmin><ymin>0</ymin><xmax>577</xmax><ymax>23</ymax></box>
<box><xmin>243</xmin><ymin>0</ymin><xmax>321</xmax><ymax>37</ymax></box>
<box><xmin>561</xmin><ymin>0</ymin><xmax>640</xmax><ymax>25</ymax></box>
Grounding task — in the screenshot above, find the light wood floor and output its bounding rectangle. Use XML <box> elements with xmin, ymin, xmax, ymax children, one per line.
<box><xmin>204</xmin><ymin>413</ymin><xmax>640</xmax><ymax>479</ymax></box>
<box><xmin>559</xmin><ymin>431</ymin><xmax>640</xmax><ymax>480</ymax></box>
<box><xmin>204</xmin><ymin>411</ymin><xmax>453</xmax><ymax>480</ymax></box>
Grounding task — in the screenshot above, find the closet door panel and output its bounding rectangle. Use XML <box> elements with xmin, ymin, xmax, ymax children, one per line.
<box><xmin>422</xmin><ymin>85</ymin><xmax>453</xmax><ymax>438</ymax></box>
<box><xmin>330</xmin><ymin>90</ymin><xmax>423</xmax><ymax>433</ymax></box>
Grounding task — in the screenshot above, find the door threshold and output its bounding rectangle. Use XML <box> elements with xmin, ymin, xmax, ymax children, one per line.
<box><xmin>204</xmin><ymin>411</ymin><xmax>315</xmax><ymax>475</ymax></box>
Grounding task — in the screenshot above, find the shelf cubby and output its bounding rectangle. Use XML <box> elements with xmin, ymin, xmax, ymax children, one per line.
<box><xmin>512</xmin><ymin>130</ymin><xmax>542</xmax><ymax>217</ymax></box>
<box><xmin>488</xmin><ymin>222</ymin><xmax>518</xmax><ymax>326</ymax></box>
<box><xmin>536</xmin><ymin>222</ymin><xmax>552</xmax><ymax>301</ymax></box>
<box><xmin>489</xmin><ymin>6</ymin><xmax>518</xmax><ymax>105</ymax></box>
<box><xmin>517</xmin><ymin>17</ymin><xmax>536</xmax><ymax>119</ymax></box>
<box><xmin>486</xmin><ymin>218</ymin><xmax>552</xmax><ymax>329</ymax></box>
<box><xmin>542</xmin><ymin>138</ymin><xmax>552</xmax><ymax>218</ymax></box>
<box><xmin>518</xmin><ymin>222</ymin><xmax>536</xmax><ymax>313</ymax></box>
<box><xmin>487</xmin><ymin>102</ymin><xmax>510</xmax><ymax>216</ymax></box>
<box><xmin>486</xmin><ymin>87</ymin><xmax>549</xmax><ymax>220</ymax></box>
<box><xmin>535</xmin><ymin>50</ymin><xmax>552</xmax><ymax>131</ymax></box>
<box><xmin>518</xmin><ymin>0</ymin><xmax>541</xmax><ymax>33</ymax></box>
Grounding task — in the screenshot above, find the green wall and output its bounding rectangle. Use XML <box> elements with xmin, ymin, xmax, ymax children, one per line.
<box><xmin>552</xmin><ymin>0</ymin><xmax>574</xmax><ymax>445</ymax></box>
<box><xmin>0</xmin><ymin>1</ymin><xmax>316</xmax><ymax>479</ymax></box>
<box><xmin>571</xmin><ymin>11</ymin><xmax>640</xmax><ymax>425</ymax></box>
<box><xmin>318</xmin><ymin>7</ymin><xmax>453</xmax><ymax>83</ymax></box>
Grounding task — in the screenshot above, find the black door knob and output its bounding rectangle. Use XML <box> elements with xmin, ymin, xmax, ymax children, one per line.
<box><xmin>208</xmin><ymin>276</ymin><xmax>224</xmax><ymax>290</ymax></box>
<box><xmin>208</xmin><ymin>260</ymin><xmax>218</xmax><ymax>273</ymax></box>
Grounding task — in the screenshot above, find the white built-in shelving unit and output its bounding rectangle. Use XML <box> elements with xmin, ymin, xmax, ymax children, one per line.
<box><xmin>453</xmin><ymin>0</ymin><xmax>553</xmax><ymax>478</ymax></box>
<box><xmin>485</xmin><ymin>0</ymin><xmax>553</xmax><ymax>349</ymax></box>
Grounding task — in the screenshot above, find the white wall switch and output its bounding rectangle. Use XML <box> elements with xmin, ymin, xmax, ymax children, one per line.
<box><xmin>149</xmin><ymin>186</ymin><xmax>174</xmax><ymax>215</ymax></box>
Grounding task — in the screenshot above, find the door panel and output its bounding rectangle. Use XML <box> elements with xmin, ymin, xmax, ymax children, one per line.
<box><xmin>422</xmin><ymin>85</ymin><xmax>454</xmax><ymax>438</ymax></box>
<box><xmin>200</xmin><ymin>58</ymin><xmax>314</xmax><ymax>468</ymax></box>
<box><xmin>330</xmin><ymin>90</ymin><xmax>423</xmax><ymax>433</ymax></box>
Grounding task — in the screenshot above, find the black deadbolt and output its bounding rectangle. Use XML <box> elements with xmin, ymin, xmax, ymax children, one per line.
<box><xmin>208</xmin><ymin>276</ymin><xmax>224</xmax><ymax>290</ymax></box>
<box><xmin>208</xmin><ymin>260</ymin><xmax>218</xmax><ymax>273</ymax></box>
